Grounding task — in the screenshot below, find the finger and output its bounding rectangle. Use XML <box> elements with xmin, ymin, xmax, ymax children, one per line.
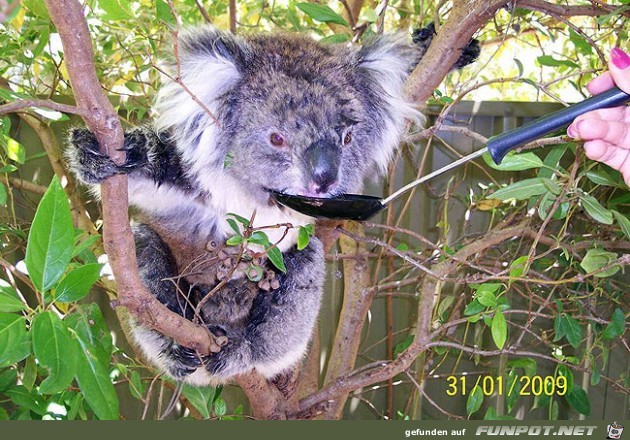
<box><xmin>583</xmin><ymin>139</ymin><xmax>611</xmax><ymax>161</ymax></box>
<box><xmin>570</xmin><ymin>106</ymin><xmax>629</xmax><ymax>127</ymax></box>
<box><xmin>586</xmin><ymin>72</ymin><xmax>615</xmax><ymax>95</ymax></box>
<box><xmin>583</xmin><ymin>140</ymin><xmax>630</xmax><ymax>186</ymax></box>
<box><xmin>570</xmin><ymin>118</ymin><xmax>630</xmax><ymax>147</ymax></box>
<box><xmin>609</xmin><ymin>48</ymin><xmax>630</xmax><ymax>94</ymax></box>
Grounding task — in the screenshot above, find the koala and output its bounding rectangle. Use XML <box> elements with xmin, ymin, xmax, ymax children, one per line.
<box><xmin>67</xmin><ymin>25</ymin><xmax>479</xmax><ymax>386</ymax></box>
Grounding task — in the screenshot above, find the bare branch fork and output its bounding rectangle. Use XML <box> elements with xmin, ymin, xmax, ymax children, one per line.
<box><xmin>43</xmin><ymin>0</ymin><xmax>220</xmax><ymax>355</ymax></box>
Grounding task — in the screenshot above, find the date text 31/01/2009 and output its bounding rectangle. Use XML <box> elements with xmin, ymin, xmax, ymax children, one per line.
<box><xmin>445</xmin><ymin>375</ymin><xmax>568</xmax><ymax>397</ymax></box>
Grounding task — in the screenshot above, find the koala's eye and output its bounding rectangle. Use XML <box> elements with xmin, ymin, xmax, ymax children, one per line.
<box><xmin>270</xmin><ymin>132</ymin><xmax>285</xmax><ymax>147</ymax></box>
<box><xmin>343</xmin><ymin>132</ymin><xmax>352</xmax><ymax>146</ymax></box>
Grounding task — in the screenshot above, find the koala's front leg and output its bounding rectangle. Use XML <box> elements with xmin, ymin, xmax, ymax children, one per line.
<box><xmin>66</xmin><ymin>127</ymin><xmax>180</xmax><ymax>185</ymax></box>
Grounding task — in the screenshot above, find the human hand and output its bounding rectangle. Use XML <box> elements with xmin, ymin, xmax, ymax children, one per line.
<box><xmin>567</xmin><ymin>48</ymin><xmax>630</xmax><ymax>186</ymax></box>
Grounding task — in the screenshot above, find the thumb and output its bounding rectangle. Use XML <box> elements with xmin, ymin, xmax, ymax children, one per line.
<box><xmin>609</xmin><ymin>47</ymin><xmax>630</xmax><ymax>94</ymax></box>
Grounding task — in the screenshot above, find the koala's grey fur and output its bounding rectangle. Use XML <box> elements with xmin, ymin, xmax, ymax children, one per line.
<box><xmin>67</xmin><ymin>25</ymin><xmax>479</xmax><ymax>386</ymax></box>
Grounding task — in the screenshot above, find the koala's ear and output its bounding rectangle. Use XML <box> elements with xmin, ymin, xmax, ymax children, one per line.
<box><xmin>177</xmin><ymin>26</ymin><xmax>248</xmax><ymax>80</ymax></box>
<box><xmin>356</xmin><ymin>34</ymin><xmax>418</xmax><ymax>99</ymax></box>
<box><xmin>154</xmin><ymin>27</ymin><xmax>248</xmax><ymax>143</ymax></box>
<box><xmin>355</xmin><ymin>35</ymin><xmax>421</xmax><ymax>173</ymax></box>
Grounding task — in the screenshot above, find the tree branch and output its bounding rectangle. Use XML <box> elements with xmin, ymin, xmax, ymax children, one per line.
<box><xmin>516</xmin><ymin>0</ymin><xmax>628</xmax><ymax>18</ymax></box>
<box><xmin>44</xmin><ymin>0</ymin><xmax>220</xmax><ymax>355</ymax></box>
<box><xmin>0</xmin><ymin>99</ymin><xmax>83</xmax><ymax>117</ymax></box>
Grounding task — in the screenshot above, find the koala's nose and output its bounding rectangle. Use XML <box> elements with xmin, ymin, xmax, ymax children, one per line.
<box><xmin>311</xmin><ymin>166</ymin><xmax>338</xmax><ymax>194</ymax></box>
<box><xmin>304</xmin><ymin>138</ymin><xmax>340</xmax><ymax>194</ymax></box>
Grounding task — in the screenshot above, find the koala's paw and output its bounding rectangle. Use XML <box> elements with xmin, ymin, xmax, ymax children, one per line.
<box><xmin>411</xmin><ymin>22</ymin><xmax>480</xmax><ymax>70</ymax></box>
<box><xmin>66</xmin><ymin>129</ymin><xmax>121</xmax><ymax>184</ymax></box>
<box><xmin>411</xmin><ymin>22</ymin><xmax>436</xmax><ymax>53</ymax></box>
<box><xmin>118</xmin><ymin>128</ymin><xmax>152</xmax><ymax>172</ymax></box>
<box><xmin>453</xmin><ymin>38</ymin><xmax>481</xmax><ymax>70</ymax></box>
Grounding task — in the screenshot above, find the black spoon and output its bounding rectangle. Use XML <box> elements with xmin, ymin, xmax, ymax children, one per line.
<box><xmin>272</xmin><ymin>86</ymin><xmax>630</xmax><ymax>221</ymax></box>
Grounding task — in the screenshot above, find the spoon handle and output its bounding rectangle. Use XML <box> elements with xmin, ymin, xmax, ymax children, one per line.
<box><xmin>487</xmin><ymin>86</ymin><xmax>630</xmax><ymax>165</ymax></box>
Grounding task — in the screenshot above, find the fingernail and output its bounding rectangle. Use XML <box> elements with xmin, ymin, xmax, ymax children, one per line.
<box><xmin>611</xmin><ymin>47</ymin><xmax>630</xmax><ymax>70</ymax></box>
<box><xmin>567</xmin><ymin>123</ymin><xmax>579</xmax><ymax>139</ymax></box>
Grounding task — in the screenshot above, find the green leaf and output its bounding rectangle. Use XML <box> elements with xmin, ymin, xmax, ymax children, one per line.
<box><xmin>557</xmin><ymin>364</ymin><xmax>574</xmax><ymax>393</ymax></box>
<box><xmin>5</xmin><ymin>385</ymin><xmax>46</xmax><ymax>416</ymax></box>
<box><xmin>182</xmin><ymin>384</ymin><xmax>216</xmax><ymax>419</ymax></box>
<box><xmin>297</xmin><ymin>227</ymin><xmax>310</xmax><ymax>250</ymax></box>
<box><xmin>128</xmin><ymin>370</ymin><xmax>145</xmax><ymax>400</ymax></box>
<box><xmin>214</xmin><ymin>396</ymin><xmax>227</xmax><ymax>416</ymax></box>
<box><xmin>223</xmin><ymin>152</ymin><xmax>234</xmax><ymax>169</ymax></box>
<box><xmin>68</xmin><ymin>309</ymin><xmax>119</xmax><ymax>420</ymax></box>
<box><xmin>226</xmin><ymin>218</ymin><xmax>241</xmax><ymax>235</ymax></box>
<box><xmin>99</xmin><ymin>0</ymin><xmax>133</xmax><ymax>20</ymax></box>
<box><xmin>248</xmin><ymin>231</ymin><xmax>270</xmax><ymax>246</ymax></box>
<box><xmin>612</xmin><ymin>210</ymin><xmax>630</xmax><ymax>240</ymax></box>
<box><xmin>66</xmin><ymin>393</ymin><xmax>84</xmax><ymax>420</ymax></box>
<box><xmin>488</xmin><ymin>178</ymin><xmax>560</xmax><ymax>201</ymax></box>
<box><xmin>296</xmin><ymin>3</ymin><xmax>349</xmax><ymax>26</ymax></box>
<box><xmin>266</xmin><ymin>246</ymin><xmax>286</xmax><ymax>273</ymax></box>
<box><xmin>0</xmin><ymin>369</ymin><xmax>17</xmax><ymax>393</ymax></box>
<box><xmin>394</xmin><ymin>334</ymin><xmax>414</xmax><ymax>358</ymax></box>
<box><xmin>564</xmin><ymin>316</ymin><xmax>582</xmax><ymax>348</ymax></box>
<box><xmin>0</xmin><ymin>182</ymin><xmax>6</xmax><ymax>207</ymax></box>
<box><xmin>477</xmin><ymin>290</ymin><xmax>498</xmax><ymax>308</ymax></box>
<box><xmin>507</xmin><ymin>358</ymin><xmax>537</xmax><ymax>377</ymax></box>
<box><xmin>319</xmin><ymin>34</ymin><xmax>351</xmax><ymax>45</ymax></box>
<box><xmin>54</xmin><ymin>264</ymin><xmax>102</xmax><ymax>302</ymax></box>
<box><xmin>580</xmin><ymin>248</ymin><xmax>620</xmax><ymax>278</ymax></box>
<box><xmin>22</xmin><ymin>356</ymin><xmax>37</xmax><ymax>391</ymax></box>
<box><xmin>585</xmin><ymin>168</ymin><xmax>623</xmax><ymax>187</ymax></box>
<box><xmin>227</xmin><ymin>213</ymin><xmax>250</xmax><ymax>227</ymax></box>
<box><xmin>155</xmin><ymin>0</ymin><xmax>176</xmax><ymax>25</ymax></box>
<box><xmin>509</xmin><ymin>256</ymin><xmax>529</xmax><ymax>279</ymax></box>
<box><xmin>0</xmin><ymin>313</ymin><xmax>30</xmax><ymax>367</ymax></box>
<box><xmin>0</xmin><ymin>285</ymin><xmax>26</xmax><ymax>312</ymax></box>
<box><xmin>22</xmin><ymin>0</ymin><xmax>50</xmax><ymax>19</ymax></box>
<box><xmin>491</xmin><ymin>310</ymin><xmax>508</xmax><ymax>349</ymax></box>
<box><xmin>464</xmin><ymin>299</ymin><xmax>485</xmax><ymax>316</ymax></box>
<box><xmin>226</xmin><ymin>235</ymin><xmax>243</xmax><ymax>246</ymax></box>
<box><xmin>539</xmin><ymin>143</ymin><xmax>569</xmax><ymax>179</ymax></box>
<box><xmin>0</xmin><ymin>164</ymin><xmax>18</xmax><ymax>174</ymax></box>
<box><xmin>25</xmin><ymin>176</ymin><xmax>74</xmax><ymax>292</ymax></box>
<box><xmin>31</xmin><ymin>311</ymin><xmax>77</xmax><ymax>394</ymax></box>
<box><xmin>437</xmin><ymin>296</ymin><xmax>455</xmax><ymax>320</ymax></box>
<box><xmin>579</xmin><ymin>192</ymin><xmax>613</xmax><ymax>225</ymax></box>
<box><xmin>69</xmin><ymin>304</ymin><xmax>113</xmax><ymax>361</ymax></box>
<box><xmin>513</xmin><ymin>58</ymin><xmax>524</xmax><ymax>77</ymax></box>
<box><xmin>1</xmin><ymin>135</ymin><xmax>26</xmax><ymax>164</ymax></box>
<box><xmin>554</xmin><ymin>314</ymin><xmax>582</xmax><ymax>348</ymax></box>
<box><xmin>483</xmin><ymin>151</ymin><xmax>544</xmax><ymax>171</ymax></box>
<box><xmin>602</xmin><ymin>308</ymin><xmax>625</xmax><ymax>340</ymax></box>
<box><xmin>537</xmin><ymin>55</ymin><xmax>579</xmax><ymax>69</ymax></box>
<box><xmin>506</xmin><ymin>370</ymin><xmax>521</xmax><ymax>413</ymax></box>
<box><xmin>72</xmin><ymin>234</ymin><xmax>101</xmax><ymax>258</ymax></box>
<box><xmin>569</xmin><ymin>28</ymin><xmax>593</xmax><ymax>55</ymax></box>
<box><xmin>466</xmin><ymin>385</ymin><xmax>484</xmax><ymax>417</ymax></box>
<box><xmin>565</xmin><ymin>386</ymin><xmax>590</xmax><ymax>415</ymax></box>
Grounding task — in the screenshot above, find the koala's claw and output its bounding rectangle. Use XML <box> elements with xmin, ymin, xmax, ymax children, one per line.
<box><xmin>170</xmin><ymin>344</ymin><xmax>206</xmax><ymax>369</ymax></box>
<box><xmin>67</xmin><ymin>128</ymin><xmax>121</xmax><ymax>184</ymax></box>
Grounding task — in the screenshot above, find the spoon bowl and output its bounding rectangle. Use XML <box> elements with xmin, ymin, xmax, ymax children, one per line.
<box><xmin>270</xmin><ymin>191</ymin><xmax>384</xmax><ymax>221</ymax></box>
